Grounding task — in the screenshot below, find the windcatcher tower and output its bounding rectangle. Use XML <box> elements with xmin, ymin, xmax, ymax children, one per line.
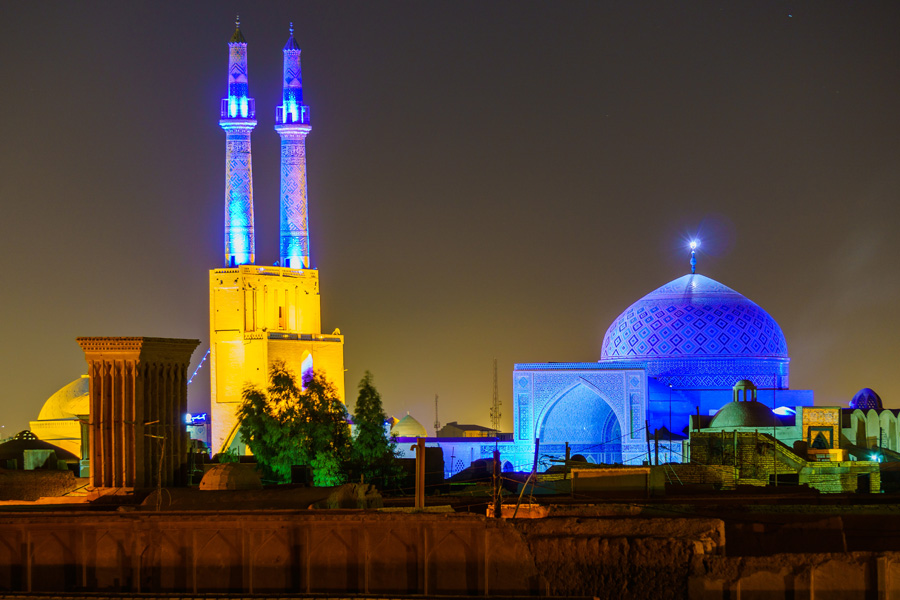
<box><xmin>220</xmin><ymin>17</ymin><xmax>256</xmax><ymax>267</ymax></box>
<box><xmin>275</xmin><ymin>23</ymin><xmax>312</xmax><ymax>269</ymax></box>
<box><xmin>209</xmin><ymin>22</ymin><xmax>345</xmax><ymax>455</ymax></box>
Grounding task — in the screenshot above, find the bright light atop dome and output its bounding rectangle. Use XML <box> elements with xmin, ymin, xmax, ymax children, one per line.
<box><xmin>690</xmin><ymin>240</ymin><xmax>699</xmax><ymax>250</ymax></box>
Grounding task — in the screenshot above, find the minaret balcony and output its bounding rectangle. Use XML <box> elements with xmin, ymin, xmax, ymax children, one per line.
<box><xmin>276</xmin><ymin>104</ymin><xmax>310</xmax><ymax>125</ymax></box>
<box><xmin>221</xmin><ymin>97</ymin><xmax>256</xmax><ymax>119</ymax></box>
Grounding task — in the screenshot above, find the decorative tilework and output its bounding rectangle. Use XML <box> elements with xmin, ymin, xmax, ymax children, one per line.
<box><xmin>516</xmin><ymin>392</ymin><xmax>531</xmax><ymax>441</ymax></box>
<box><xmin>647</xmin><ymin>357</ymin><xmax>789</xmax><ymax>390</ymax></box>
<box><xmin>276</xmin><ymin>132</ymin><xmax>311</xmax><ymax>267</ymax></box>
<box><xmin>220</xmin><ymin>34</ymin><xmax>256</xmax><ymax>267</ymax></box>
<box><xmin>602</xmin><ymin>274</ymin><xmax>788</xmax><ymax>360</ymax></box>
<box><xmin>221</xmin><ymin>126</ymin><xmax>256</xmax><ymax>265</ymax></box>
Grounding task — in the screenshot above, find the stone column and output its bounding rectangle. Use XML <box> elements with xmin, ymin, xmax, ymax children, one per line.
<box><xmin>77</xmin><ymin>337</ymin><xmax>199</xmax><ymax>489</ymax></box>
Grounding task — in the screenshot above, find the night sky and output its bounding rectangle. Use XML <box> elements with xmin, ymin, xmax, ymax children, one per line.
<box><xmin>2</xmin><ymin>2</ymin><xmax>899</xmax><ymax>436</ymax></box>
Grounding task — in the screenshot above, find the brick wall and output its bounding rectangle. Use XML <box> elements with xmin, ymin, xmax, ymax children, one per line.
<box><xmin>689</xmin><ymin>432</ymin><xmax>881</xmax><ymax>493</ymax></box>
<box><xmin>0</xmin><ymin>469</ymin><xmax>79</xmax><ymax>501</ymax></box>
<box><xmin>689</xmin><ymin>431</ymin><xmax>803</xmax><ymax>484</ymax></box>
<box><xmin>667</xmin><ymin>464</ymin><xmax>737</xmax><ymax>489</ymax></box>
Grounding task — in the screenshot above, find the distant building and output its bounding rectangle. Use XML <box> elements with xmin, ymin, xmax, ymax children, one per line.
<box><xmin>683</xmin><ymin>381</ymin><xmax>887</xmax><ymax>492</ymax></box>
<box><xmin>437</xmin><ymin>422</ymin><xmax>497</xmax><ymax>438</ymax></box>
<box><xmin>391</xmin><ymin>414</ymin><xmax>428</xmax><ymax>438</ymax></box>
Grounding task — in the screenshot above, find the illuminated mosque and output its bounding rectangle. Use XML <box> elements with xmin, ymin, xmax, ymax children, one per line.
<box><xmin>401</xmin><ymin>244</ymin><xmax>817</xmax><ymax>472</ymax></box>
<box><xmin>28</xmin><ymin>21</ymin><xmax>893</xmax><ymax>475</ymax></box>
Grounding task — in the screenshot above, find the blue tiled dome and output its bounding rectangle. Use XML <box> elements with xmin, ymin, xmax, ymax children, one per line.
<box><xmin>850</xmin><ymin>388</ymin><xmax>883</xmax><ymax>410</ymax></box>
<box><xmin>601</xmin><ymin>274</ymin><xmax>788</xmax><ymax>360</ymax></box>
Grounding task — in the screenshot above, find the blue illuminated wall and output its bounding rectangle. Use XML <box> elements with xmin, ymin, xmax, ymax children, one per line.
<box><xmin>219</xmin><ymin>19</ymin><xmax>257</xmax><ymax>267</ymax></box>
<box><xmin>274</xmin><ymin>25</ymin><xmax>312</xmax><ymax>269</ymax></box>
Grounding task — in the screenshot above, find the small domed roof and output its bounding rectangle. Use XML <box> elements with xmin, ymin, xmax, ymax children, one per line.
<box><xmin>199</xmin><ymin>463</ymin><xmax>263</xmax><ymax>491</ymax></box>
<box><xmin>850</xmin><ymin>388</ymin><xmax>883</xmax><ymax>410</ymax></box>
<box><xmin>602</xmin><ymin>274</ymin><xmax>788</xmax><ymax>360</ymax></box>
<box><xmin>709</xmin><ymin>400</ymin><xmax>778</xmax><ymax>429</ymax></box>
<box><xmin>37</xmin><ymin>376</ymin><xmax>89</xmax><ymax>421</ymax></box>
<box><xmin>391</xmin><ymin>414</ymin><xmax>427</xmax><ymax>438</ymax></box>
<box><xmin>0</xmin><ymin>431</ymin><xmax>79</xmax><ymax>464</ymax></box>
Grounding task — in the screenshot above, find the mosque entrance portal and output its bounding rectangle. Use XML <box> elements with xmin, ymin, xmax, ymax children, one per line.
<box><xmin>539</xmin><ymin>384</ymin><xmax>623</xmax><ymax>464</ymax></box>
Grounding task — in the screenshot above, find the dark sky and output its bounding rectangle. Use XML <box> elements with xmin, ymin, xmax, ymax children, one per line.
<box><xmin>2</xmin><ymin>1</ymin><xmax>899</xmax><ymax>436</ymax></box>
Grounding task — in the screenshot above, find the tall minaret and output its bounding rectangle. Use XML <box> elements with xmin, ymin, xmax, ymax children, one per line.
<box><xmin>219</xmin><ymin>16</ymin><xmax>257</xmax><ymax>267</ymax></box>
<box><xmin>274</xmin><ymin>23</ymin><xmax>312</xmax><ymax>269</ymax></box>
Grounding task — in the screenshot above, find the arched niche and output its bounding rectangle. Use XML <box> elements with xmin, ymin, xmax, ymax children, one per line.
<box><xmin>535</xmin><ymin>382</ymin><xmax>623</xmax><ymax>463</ymax></box>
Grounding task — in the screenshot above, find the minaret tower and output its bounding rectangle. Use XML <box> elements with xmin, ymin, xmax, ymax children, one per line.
<box><xmin>274</xmin><ymin>23</ymin><xmax>312</xmax><ymax>269</ymax></box>
<box><xmin>220</xmin><ymin>16</ymin><xmax>257</xmax><ymax>267</ymax></box>
<box><xmin>208</xmin><ymin>21</ymin><xmax>345</xmax><ymax>456</ymax></box>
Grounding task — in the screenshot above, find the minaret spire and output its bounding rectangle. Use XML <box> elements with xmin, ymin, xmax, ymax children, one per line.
<box><xmin>274</xmin><ymin>22</ymin><xmax>312</xmax><ymax>269</ymax></box>
<box><xmin>220</xmin><ymin>17</ymin><xmax>257</xmax><ymax>267</ymax></box>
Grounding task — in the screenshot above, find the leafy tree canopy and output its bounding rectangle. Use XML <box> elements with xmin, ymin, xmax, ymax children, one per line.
<box><xmin>237</xmin><ymin>361</ymin><xmax>350</xmax><ymax>485</ymax></box>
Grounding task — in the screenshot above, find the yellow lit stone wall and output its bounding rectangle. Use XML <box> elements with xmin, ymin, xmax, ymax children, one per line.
<box><xmin>801</xmin><ymin>406</ymin><xmax>840</xmax><ymax>448</ymax></box>
<box><xmin>209</xmin><ymin>265</ymin><xmax>345</xmax><ymax>454</ymax></box>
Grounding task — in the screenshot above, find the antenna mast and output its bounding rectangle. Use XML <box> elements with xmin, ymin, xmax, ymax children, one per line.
<box><xmin>490</xmin><ymin>358</ymin><xmax>502</xmax><ymax>433</ymax></box>
<box><xmin>434</xmin><ymin>394</ymin><xmax>440</xmax><ymax>435</ymax></box>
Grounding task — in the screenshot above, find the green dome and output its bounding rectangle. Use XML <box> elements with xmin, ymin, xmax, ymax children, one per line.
<box><xmin>709</xmin><ymin>400</ymin><xmax>777</xmax><ymax>429</ymax></box>
<box><xmin>391</xmin><ymin>414</ymin><xmax>427</xmax><ymax>438</ymax></box>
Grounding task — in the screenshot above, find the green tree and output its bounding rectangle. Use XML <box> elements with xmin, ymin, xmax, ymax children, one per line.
<box><xmin>237</xmin><ymin>361</ymin><xmax>350</xmax><ymax>485</ymax></box>
<box><xmin>351</xmin><ymin>371</ymin><xmax>401</xmax><ymax>488</ymax></box>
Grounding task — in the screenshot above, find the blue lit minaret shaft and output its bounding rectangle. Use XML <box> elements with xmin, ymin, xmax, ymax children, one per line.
<box><xmin>274</xmin><ymin>23</ymin><xmax>312</xmax><ymax>269</ymax></box>
<box><xmin>220</xmin><ymin>16</ymin><xmax>257</xmax><ymax>267</ymax></box>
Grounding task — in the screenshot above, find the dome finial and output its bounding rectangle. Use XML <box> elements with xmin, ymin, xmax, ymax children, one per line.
<box><xmin>689</xmin><ymin>240</ymin><xmax>699</xmax><ymax>274</ymax></box>
<box><xmin>235</xmin><ymin>14</ymin><xmax>240</xmax><ymax>29</ymax></box>
<box><xmin>289</xmin><ymin>22</ymin><xmax>294</xmax><ymax>36</ymax></box>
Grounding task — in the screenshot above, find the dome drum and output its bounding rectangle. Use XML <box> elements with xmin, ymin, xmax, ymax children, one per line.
<box><xmin>647</xmin><ymin>357</ymin><xmax>789</xmax><ymax>390</ymax></box>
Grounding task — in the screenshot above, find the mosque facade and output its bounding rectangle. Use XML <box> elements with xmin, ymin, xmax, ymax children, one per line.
<box><xmin>208</xmin><ymin>21</ymin><xmax>345</xmax><ymax>455</ymax></box>
<box><xmin>398</xmin><ymin>256</ymin><xmax>815</xmax><ymax>471</ymax></box>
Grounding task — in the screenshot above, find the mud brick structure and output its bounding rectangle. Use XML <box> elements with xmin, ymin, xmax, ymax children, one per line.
<box><xmin>77</xmin><ymin>337</ymin><xmax>199</xmax><ymax>489</ymax></box>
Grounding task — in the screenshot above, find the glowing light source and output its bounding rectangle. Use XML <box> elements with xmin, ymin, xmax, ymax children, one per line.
<box><xmin>772</xmin><ymin>406</ymin><xmax>795</xmax><ymax>416</ymax></box>
<box><xmin>187</xmin><ymin>348</ymin><xmax>210</xmax><ymax>386</ymax></box>
<box><xmin>870</xmin><ymin>453</ymin><xmax>882</xmax><ymax>462</ymax></box>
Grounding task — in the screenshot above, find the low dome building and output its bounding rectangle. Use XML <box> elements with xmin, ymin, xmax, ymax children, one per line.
<box><xmin>391</xmin><ymin>414</ymin><xmax>427</xmax><ymax>438</ymax></box>
<box><xmin>28</xmin><ymin>376</ymin><xmax>89</xmax><ymax>459</ymax></box>
<box><xmin>199</xmin><ymin>463</ymin><xmax>263</xmax><ymax>491</ymax></box>
<box><xmin>850</xmin><ymin>388</ymin><xmax>883</xmax><ymax>411</ymax></box>
<box><xmin>0</xmin><ymin>430</ymin><xmax>80</xmax><ymax>471</ymax></box>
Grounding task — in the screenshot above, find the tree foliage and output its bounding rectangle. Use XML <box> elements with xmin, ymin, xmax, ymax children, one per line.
<box><xmin>237</xmin><ymin>361</ymin><xmax>350</xmax><ymax>485</ymax></box>
<box><xmin>351</xmin><ymin>371</ymin><xmax>401</xmax><ymax>487</ymax></box>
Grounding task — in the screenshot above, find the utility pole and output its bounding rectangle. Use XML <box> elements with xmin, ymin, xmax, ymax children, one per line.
<box><xmin>490</xmin><ymin>358</ymin><xmax>502</xmax><ymax>434</ymax></box>
<box><xmin>492</xmin><ymin>448</ymin><xmax>501</xmax><ymax>518</ymax></box>
<box><xmin>433</xmin><ymin>394</ymin><xmax>440</xmax><ymax>436</ymax></box>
